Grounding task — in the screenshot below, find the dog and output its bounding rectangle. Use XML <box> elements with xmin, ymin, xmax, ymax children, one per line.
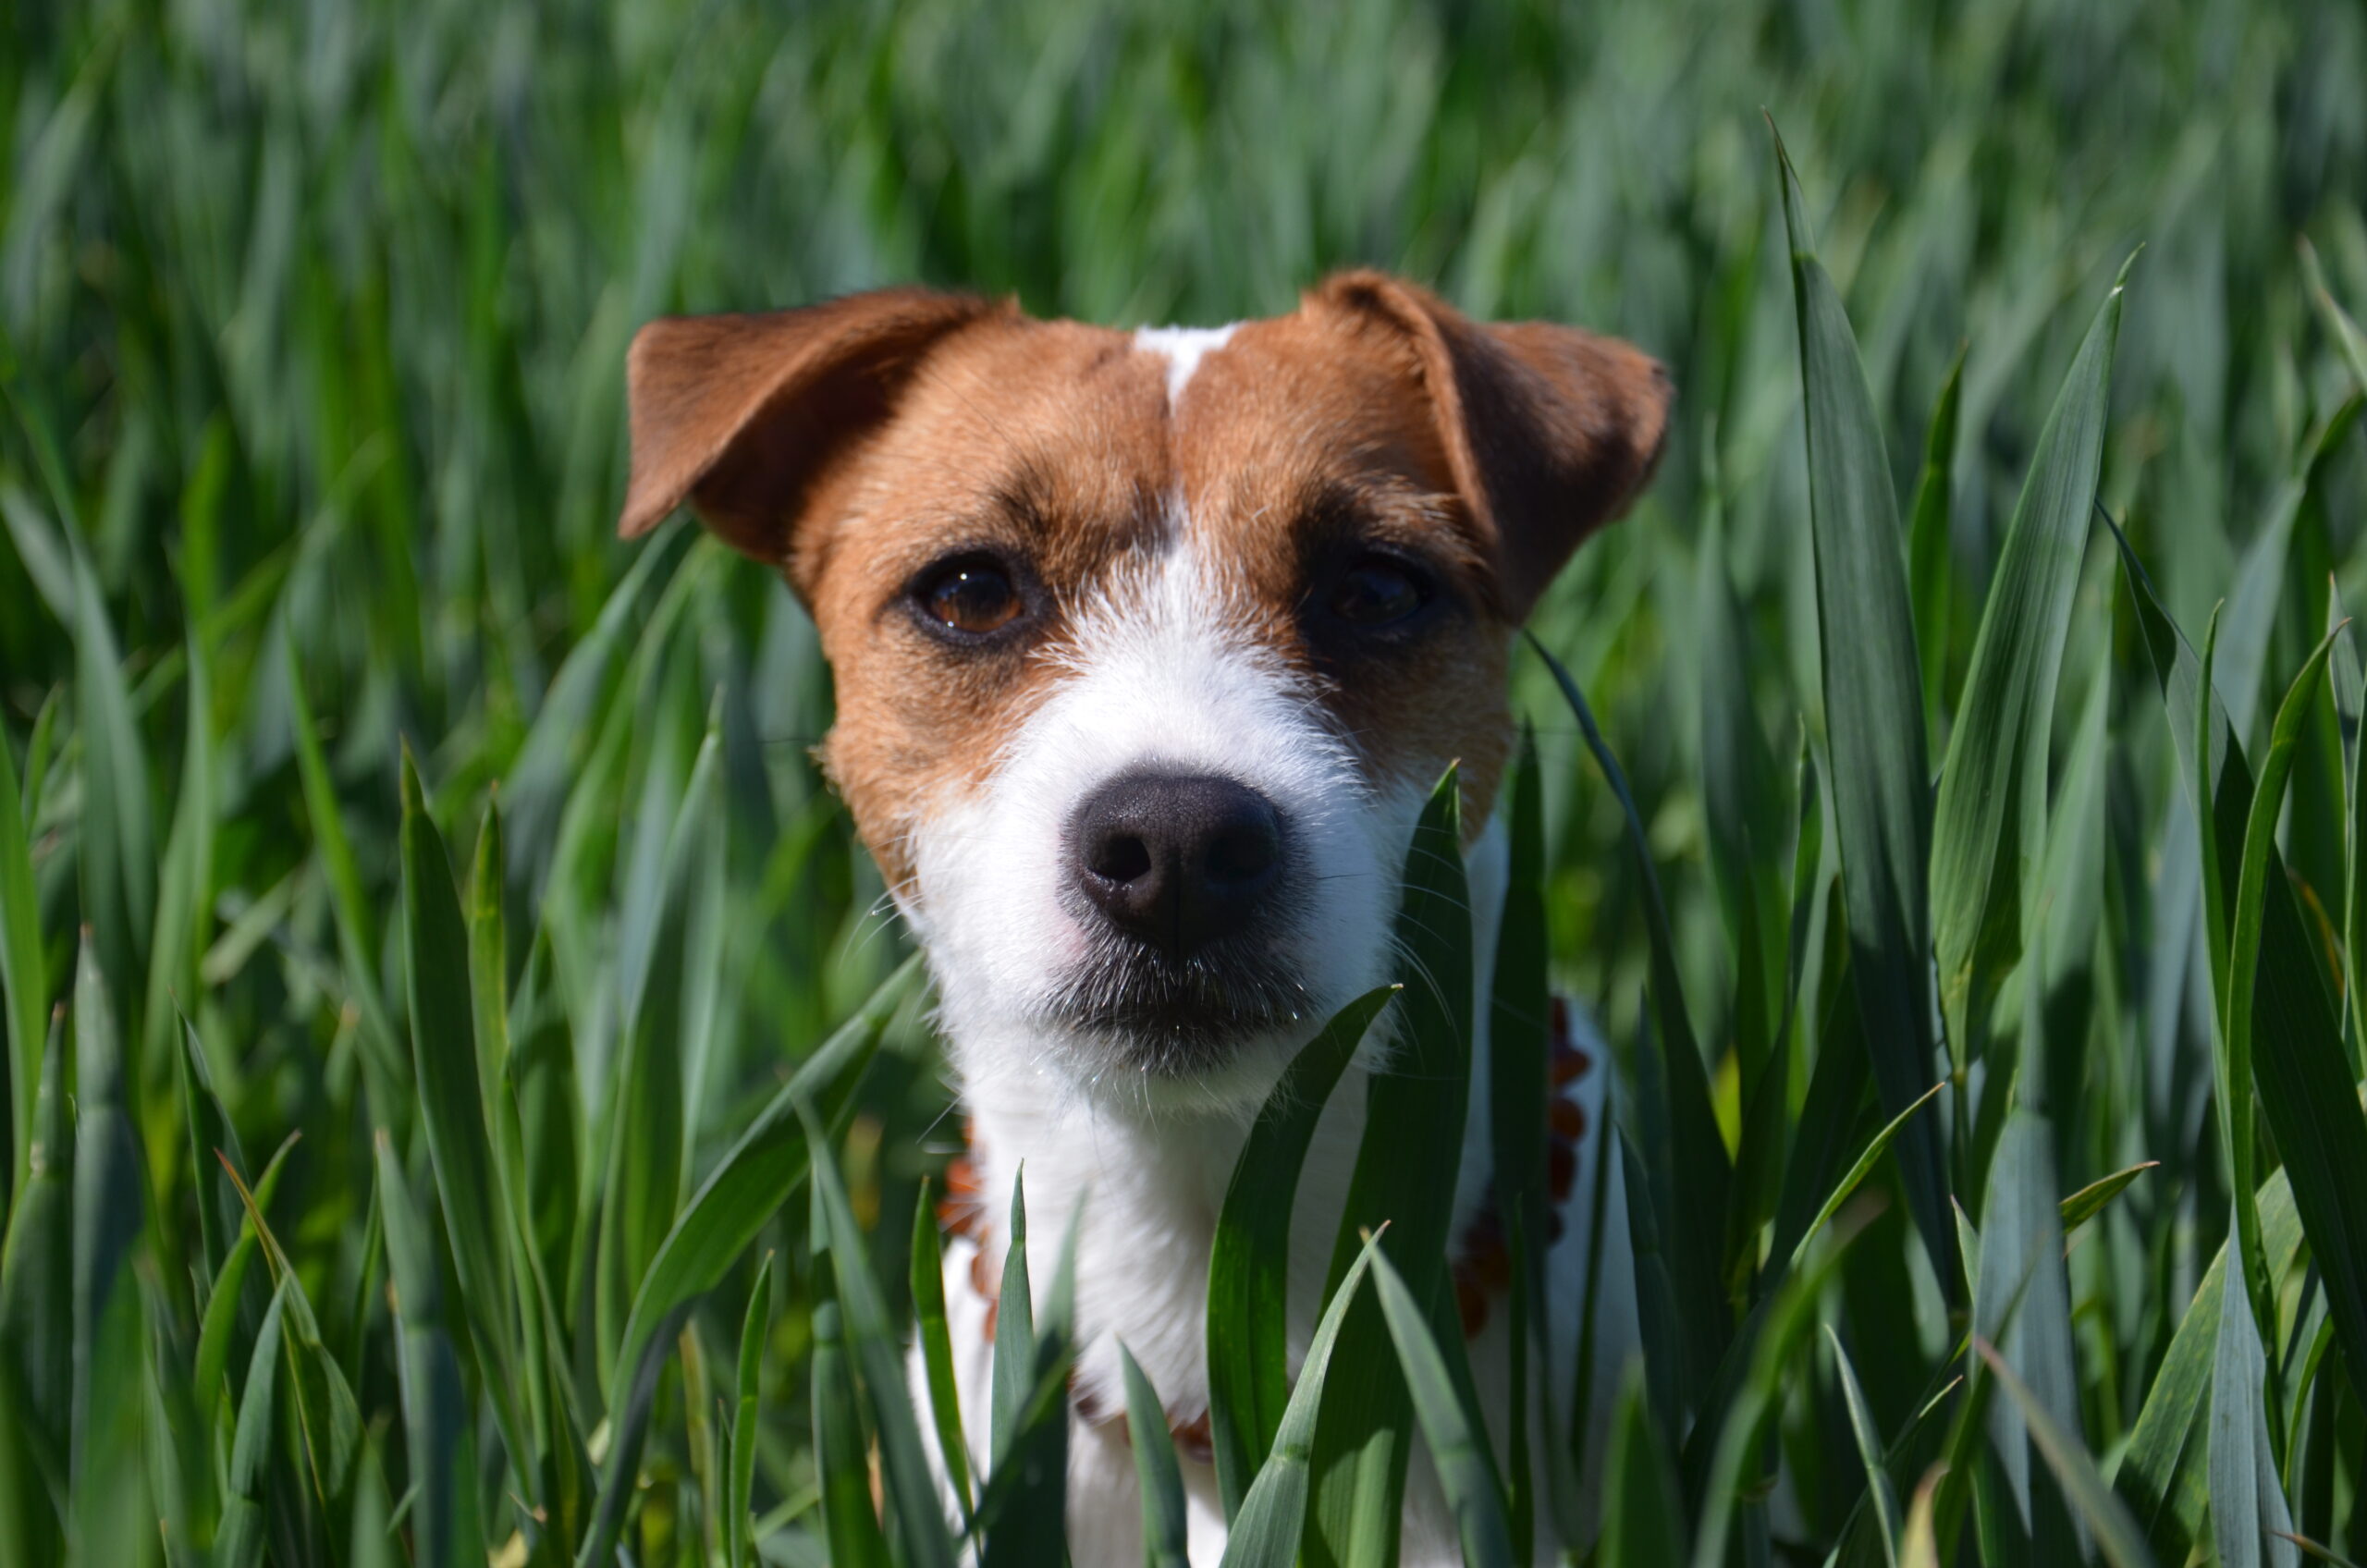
<box><xmin>617</xmin><ymin>273</ymin><xmax>1668</xmax><ymax>1564</ymax></box>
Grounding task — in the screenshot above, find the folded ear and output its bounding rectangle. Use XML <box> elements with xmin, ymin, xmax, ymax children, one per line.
<box><xmin>1308</xmin><ymin>271</ymin><xmax>1672</xmax><ymax>621</ymax></box>
<box><xmin>619</xmin><ymin>288</ymin><xmax>1007</xmax><ymax>570</ymax></box>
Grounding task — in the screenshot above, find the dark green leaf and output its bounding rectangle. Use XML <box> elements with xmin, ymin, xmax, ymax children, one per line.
<box><xmin>1771</xmin><ymin>121</ymin><xmax>1956</xmax><ymax>1301</ymax></box>
<box><xmin>1121</xmin><ymin>1342</ymin><xmax>1191</xmax><ymax>1568</ymax></box>
<box><xmin>1218</xmin><ymin>1234</ymin><xmax>1380</xmax><ymax>1568</ymax></box>
<box><xmin>1308</xmin><ymin>766</ymin><xmax>1477</xmax><ymax>1568</ymax></box>
<box><xmin>1207</xmin><ymin>985</ymin><xmax>1394</xmax><ymax>1516</ymax></box>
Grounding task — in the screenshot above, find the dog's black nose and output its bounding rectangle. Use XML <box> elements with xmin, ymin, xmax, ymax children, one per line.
<box><xmin>1069</xmin><ymin>772</ymin><xmax>1284</xmax><ymax>957</ymax></box>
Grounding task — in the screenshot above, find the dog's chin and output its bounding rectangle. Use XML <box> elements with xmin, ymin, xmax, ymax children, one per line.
<box><xmin>1038</xmin><ymin>937</ymin><xmax>1324</xmax><ymax>1094</ymax></box>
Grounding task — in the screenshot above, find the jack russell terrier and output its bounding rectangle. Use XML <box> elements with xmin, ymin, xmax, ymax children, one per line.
<box><xmin>617</xmin><ymin>273</ymin><xmax>1668</xmax><ymax>1564</ymax></box>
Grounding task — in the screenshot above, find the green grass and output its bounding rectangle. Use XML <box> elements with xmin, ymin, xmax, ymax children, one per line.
<box><xmin>6</xmin><ymin>0</ymin><xmax>2367</xmax><ymax>1563</ymax></box>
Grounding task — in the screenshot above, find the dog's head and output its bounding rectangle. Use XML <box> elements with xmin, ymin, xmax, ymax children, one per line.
<box><xmin>619</xmin><ymin>274</ymin><xmax>1668</xmax><ymax>1112</ymax></box>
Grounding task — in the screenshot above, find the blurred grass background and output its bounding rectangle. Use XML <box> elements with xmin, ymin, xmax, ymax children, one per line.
<box><xmin>6</xmin><ymin>0</ymin><xmax>2367</xmax><ymax>1562</ymax></box>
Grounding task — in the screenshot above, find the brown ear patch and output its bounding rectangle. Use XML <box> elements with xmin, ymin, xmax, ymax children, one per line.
<box><xmin>619</xmin><ymin>288</ymin><xmax>1009</xmax><ymax>562</ymax></box>
<box><xmin>1306</xmin><ymin>271</ymin><xmax>1672</xmax><ymax>621</ymax></box>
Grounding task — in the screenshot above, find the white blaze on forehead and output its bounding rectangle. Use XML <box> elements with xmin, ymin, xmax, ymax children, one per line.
<box><xmin>1134</xmin><ymin>324</ymin><xmax>1239</xmax><ymax>409</ymax></box>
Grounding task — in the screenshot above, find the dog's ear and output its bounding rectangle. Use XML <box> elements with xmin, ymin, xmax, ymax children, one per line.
<box><xmin>619</xmin><ymin>288</ymin><xmax>1008</xmax><ymax>572</ymax></box>
<box><xmin>1308</xmin><ymin>271</ymin><xmax>1672</xmax><ymax>621</ymax></box>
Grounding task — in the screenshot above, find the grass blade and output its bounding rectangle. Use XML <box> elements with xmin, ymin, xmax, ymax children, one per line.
<box><xmin>811</xmin><ymin>1298</ymin><xmax>891</xmax><ymax>1568</ymax></box>
<box><xmin>2209</xmin><ymin>1219</ymin><xmax>2301</xmax><ymax>1568</ymax></box>
<box><xmin>1208</xmin><ymin>985</ymin><xmax>1395</xmax><ymax>1516</ymax></box>
<box><xmin>1310</xmin><ymin>766</ymin><xmax>1475</xmax><ymax>1567</ymax></box>
<box><xmin>729</xmin><ymin>1253</ymin><xmax>773</xmax><ymax>1568</ymax></box>
<box><xmin>2058</xmin><ymin>1162</ymin><xmax>2157</xmax><ymax>1237</ymax></box>
<box><xmin>286</xmin><ymin>645</ymin><xmax>407</xmax><ymax>1111</ymax></box>
<box><xmin>2224</xmin><ymin>625</ymin><xmax>2344</xmax><ymax>1332</ymax></box>
<box><xmin>1772</xmin><ymin>118</ymin><xmax>1956</xmax><ymax>1302</ymax></box>
<box><xmin>991</xmin><ymin>1169</ymin><xmax>1036</xmax><ymax>1468</ymax></box>
<box><xmin>1489</xmin><ymin>727</ymin><xmax>1550</xmax><ymax>1554</ymax></box>
<box><xmin>1971</xmin><ymin>1109</ymin><xmax>2085</xmax><ymax>1560</ymax></box>
<box><xmin>911</xmin><ymin>1177</ymin><xmax>974</xmax><ymax>1524</ymax></box>
<box><xmin>578</xmin><ymin>954</ymin><xmax>919</xmax><ymax>1568</ymax></box>
<box><xmin>0</xmin><ymin>707</ymin><xmax>49</xmax><ymax>1202</ymax></box>
<box><xmin>399</xmin><ymin>748</ymin><xmax>533</xmax><ymax>1494</ymax></box>
<box><xmin>1975</xmin><ymin>1341</ymin><xmax>2159</xmax><ymax>1568</ymax></box>
<box><xmin>1907</xmin><ymin>342</ymin><xmax>1966</xmax><ymax>749</ymax></box>
<box><xmin>2110</xmin><ymin>511</ymin><xmax>2367</xmax><ymax>1417</ymax></box>
<box><xmin>2300</xmin><ymin>239</ymin><xmax>2367</xmax><ymax>396</ymax></box>
<box><xmin>69</xmin><ymin>548</ymin><xmax>153</xmax><ymax>1021</ymax></box>
<box><xmin>804</xmin><ymin>1097</ymin><xmax>960</xmax><ymax>1568</ymax></box>
<box><xmin>1532</xmin><ymin>640</ymin><xmax>1735</xmax><ymax>1387</ymax></box>
<box><xmin>375</xmin><ymin>1131</ymin><xmax>484</xmax><ymax>1568</ymax></box>
<box><xmin>68</xmin><ymin>933</ymin><xmax>146</xmax><ymax>1497</ymax></box>
<box><xmin>1368</xmin><ymin>1246</ymin><xmax>1515</xmax><ymax>1568</ymax></box>
<box><xmin>1599</xmin><ymin>1368</ymin><xmax>1688</xmax><ymax>1568</ymax></box>
<box><xmin>0</xmin><ymin>1006</ymin><xmax>67</xmax><ymax>1459</ymax></box>
<box><xmin>1219</xmin><ymin>1233</ymin><xmax>1382</xmax><ymax>1568</ymax></box>
<box><xmin>1825</xmin><ymin>1326</ymin><xmax>1903</xmax><ymax>1568</ymax></box>
<box><xmin>213</xmin><ymin>1279</ymin><xmax>288</xmax><ymax>1568</ymax></box>
<box><xmin>2116</xmin><ymin>1169</ymin><xmax>2305</xmax><ymax>1562</ymax></box>
<box><xmin>1121</xmin><ymin>1342</ymin><xmax>1191</xmax><ymax>1568</ymax></box>
<box><xmin>1930</xmin><ymin>261</ymin><xmax>2125</xmax><ymax>1073</ymax></box>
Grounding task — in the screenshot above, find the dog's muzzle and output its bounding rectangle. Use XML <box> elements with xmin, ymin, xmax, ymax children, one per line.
<box><xmin>1049</xmin><ymin>768</ymin><xmax>1312</xmax><ymax>1069</ymax></box>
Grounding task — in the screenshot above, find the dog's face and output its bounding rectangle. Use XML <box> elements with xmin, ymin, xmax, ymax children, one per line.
<box><xmin>619</xmin><ymin>275</ymin><xmax>1667</xmax><ymax>1111</ymax></box>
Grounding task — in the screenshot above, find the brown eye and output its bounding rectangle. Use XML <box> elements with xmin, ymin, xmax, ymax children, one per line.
<box><xmin>1329</xmin><ymin>556</ymin><xmax>1429</xmax><ymax>628</ymax></box>
<box><xmin>918</xmin><ymin>559</ymin><xmax>1024</xmax><ymax>636</ymax></box>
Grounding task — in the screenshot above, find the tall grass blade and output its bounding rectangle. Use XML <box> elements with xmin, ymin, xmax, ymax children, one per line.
<box><xmin>1772</xmin><ymin>119</ymin><xmax>1956</xmax><ymax>1301</ymax></box>
<box><xmin>1826</xmin><ymin>1326</ymin><xmax>1903</xmax><ymax>1568</ymax></box>
<box><xmin>287</xmin><ymin>644</ymin><xmax>407</xmax><ymax>1112</ymax></box>
<box><xmin>911</xmin><ymin>1178</ymin><xmax>974</xmax><ymax>1524</ymax></box>
<box><xmin>1907</xmin><ymin>343</ymin><xmax>1965</xmax><ymax>749</ymax></box>
<box><xmin>1208</xmin><ymin>985</ymin><xmax>1395</xmax><ymax>1516</ymax></box>
<box><xmin>1930</xmin><ymin>263</ymin><xmax>2125</xmax><ymax>1071</ymax></box>
<box><xmin>2110</xmin><ymin>512</ymin><xmax>2367</xmax><ymax>1408</ymax></box>
<box><xmin>398</xmin><ymin>749</ymin><xmax>533</xmax><ymax>1491</ymax></box>
<box><xmin>811</xmin><ymin>1298</ymin><xmax>891</xmax><ymax>1568</ymax></box>
<box><xmin>69</xmin><ymin>549</ymin><xmax>153</xmax><ymax>1018</ymax></box>
<box><xmin>1368</xmin><ymin>1246</ymin><xmax>1515</xmax><ymax>1568</ymax></box>
<box><xmin>68</xmin><ymin>934</ymin><xmax>145</xmax><ymax>1500</ymax></box>
<box><xmin>0</xmin><ymin>704</ymin><xmax>47</xmax><ymax>1201</ymax></box>
<box><xmin>730</xmin><ymin>1255</ymin><xmax>773</xmax><ymax>1568</ymax></box>
<box><xmin>595</xmin><ymin>718</ymin><xmax>722</xmax><ymax>1381</ymax></box>
<box><xmin>2116</xmin><ymin>1170</ymin><xmax>2305</xmax><ymax>1562</ymax></box>
<box><xmin>1975</xmin><ymin>1341</ymin><xmax>2159</xmax><ymax>1568</ymax></box>
<box><xmin>0</xmin><ymin>1008</ymin><xmax>67</xmax><ymax>1462</ymax></box>
<box><xmin>1971</xmin><ymin>1109</ymin><xmax>2085</xmax><ymax>1561</ymax></box>
<box><xmin>2210</xmin><ymin>1223</ymin><xmax>2301</xmax><ymax>1568</ymax></box>
<box><xmin>375</xmin><ymin>1131</ymin><xmax>484</xmax><ymax>1568</ymax></box>
<box><xmin>1121</xmin><ymin>1342</ymin><xmax>1192</xmax><ymax>1568</ymax></box>
<box><xmin>1532</xmin><ymin>639</ymin><xmax>1735</xmax><ymax>1385</ymax></box>
<box><xmin>578</xmin><ymin>955</ymin><xmax>918</xmax><ymax>1568</ymax></box>
<box><xmin>1219</xmin><ymin>1234</ymin><xmax>1381</xmax><ymax>1568</ymax></box>
<box><xmin>1599</xmin><ymin>1369</ymin><xmax>1688</xmax><ymax>1568</ymax></box>
<box><xmin>804</xmin><ymin>1097</ymin><xmax>960</xmax><ymax>1568</ymax></box>
<box><xmin>1309</xmin><ymin>766</ymin><xmax>1474</xmax><ymax>1567</ymax></box>
<box><xmin>1489</xmin><ymin>728</ymin><xmax>1550</xmax><ymax>1553</ymax></box>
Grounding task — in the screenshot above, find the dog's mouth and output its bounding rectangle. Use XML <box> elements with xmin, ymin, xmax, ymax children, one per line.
<box><xmin>1039</xmin><ymin>936</ymin><xmax>1318</xmax><ymax>1075</ymax></box>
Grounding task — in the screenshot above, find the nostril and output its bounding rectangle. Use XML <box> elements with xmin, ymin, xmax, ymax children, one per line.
<box><xmin>1089</xmin><ymin>833</ymin><xmax>1153</xmax><ymax>885</ymax></box>
<box><xmin>1205</xmin><ymin>822</ymin><xmax>1279</xmax><ymax>887</ymax></box>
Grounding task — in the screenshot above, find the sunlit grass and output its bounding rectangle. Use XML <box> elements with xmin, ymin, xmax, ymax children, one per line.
<box><xmin>5</xmin><ymin>0</ymin><xmax>2367</xmax><ymax>1563</ymax></box>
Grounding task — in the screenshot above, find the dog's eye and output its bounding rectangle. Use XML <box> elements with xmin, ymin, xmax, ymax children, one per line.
<box><xmin>1328</xmin><ymin>555</ymin><xmax>1430</xmax><ymax>628</ymax></box>
<box><xmin>916</xmin><ymin>558</ymin><xmax>1024</xmax><ymax>636</ymax></box>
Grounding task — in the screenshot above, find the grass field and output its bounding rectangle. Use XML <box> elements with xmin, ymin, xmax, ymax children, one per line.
<box><xmin>6</xmin><ymin>0</ymin><xmax>2367</xmax><ymax>1563</ymax></box>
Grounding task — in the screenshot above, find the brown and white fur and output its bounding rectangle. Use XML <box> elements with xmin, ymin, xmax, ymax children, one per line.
<box><xmin>617</xmin><ymin>274</ymin><xmax>1670</xmax><ymax>1565</ymax></box>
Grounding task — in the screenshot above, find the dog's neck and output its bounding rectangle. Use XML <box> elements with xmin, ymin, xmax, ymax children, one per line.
<box><xmin>940</xmin><ymin>819</ymin><xmax>1510</xmax><ymax>1422</ymax></box>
